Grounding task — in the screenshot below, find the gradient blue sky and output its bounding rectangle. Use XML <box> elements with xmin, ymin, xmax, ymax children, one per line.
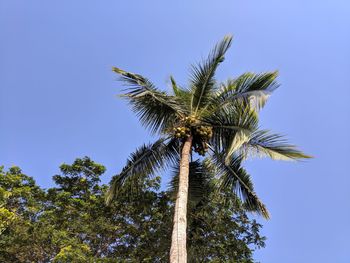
<box><xmin>1</xmin><ymin>1</ymin><xmax>349</xmax><ymax>262</ymax></box>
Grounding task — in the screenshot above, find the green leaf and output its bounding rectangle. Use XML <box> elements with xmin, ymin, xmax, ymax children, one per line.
<box><xmin>204</xmin><ymin>102</ymin><xmax>259</xmax><ymax>163</ymax></box>
<box><xmin>106</xmin><ymin>138</ymin><xmax>179</xmax><ymax>205</ymax></box>
<box><xmin>113</xmin><ymin>67</ymin><xmax>186</xmax><ymax>134</ymax></box>
<box><xmin>190</xmin><ymin>35</ymin><xmax>233</xmax><ymax>114</ymax></box>
<box><xmin>210</xmin><ymin>153</ymin><xmax>270</xmax><ymax>219</ymax></box>
<box><xmin>215</xmin><ymin>71</ymin><xmax>279</xmax><ymax>110</ymax></box>
<box><xmin>170</xmin><ymin>75</ymin><xmax>192</xmax><ymax>110</ymax></box>
<box><xmin>243</xmin><ymin>130</ymin><xmax>312</xmax><ymax>160</ymax></box>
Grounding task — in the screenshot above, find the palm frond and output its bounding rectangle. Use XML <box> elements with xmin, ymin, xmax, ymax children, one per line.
<box><xmin>113</xmin><ymin>67</ymin><xmax>186</xmax><ymax>134</ymax></box>
<box><xmin>209</xmin><ymin>152</ymin><xmax>269</xmax><ymax>219</ymax></box>
<box><xmin>170</xmin><ymin>75</ymin><xmax>192</xmax><ymax>108</ymax></box>
<box><xmin>169</xmin><ymin>159</ymin><xmax>212</xmax><ymax>205</ymax></box>
<box><xmin>203</xmin><ymin>102</ymin><xmax>259</xmax><ymax>163</ymax></box>
<box><xmin>214</xmin><ymin>71</ymin><xmax>279</xmax><ymax>110</ymax></box>
<box><xmin>190</xmin><ymin>35</ymin><xmax>233</xmax><ymax>114</ymax></box>
<box><xmin>106</xmin><ymin>137</ymin><xmax>179</xmax><ymax>205</ymax></box>
<box><xmin>242</xmin><ymin>130</ymin><xmax>312</xmax><ymax>160</ymax></box>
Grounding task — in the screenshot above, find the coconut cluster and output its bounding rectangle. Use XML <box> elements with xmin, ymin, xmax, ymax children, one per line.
<box><xmin>173</xmin><ymin>116</ymin><xmax>196</xmax><ymax>139</ymax></box>
<box><xmin>173</xmin><ymin>126</ymin><xmax>191</xmax><ymax>138</ymax></box>
<box><xmin>193</xmin><ymin>126</ymin><xmax>213</xmax><ymax>156</ymax></box>
<box><xmin>183</xmin><ymin>116</ymin><xmax>196</xmax><ymax>125</ymax></box>
<box><xmin>173</xmin><ymin>116</ymin><xmax>213</xmax><ymax>156</ymax></box>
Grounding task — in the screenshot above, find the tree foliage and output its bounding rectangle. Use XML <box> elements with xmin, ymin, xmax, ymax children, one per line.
<box><xmin>0</xmin><ymin>158</ymin><xmax>265</xmax><ymax>262</ymax></box>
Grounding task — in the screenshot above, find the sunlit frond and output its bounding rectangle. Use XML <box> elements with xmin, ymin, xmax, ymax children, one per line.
<box><xmin>214</xmin><ymin>71</ymin><xmax>279</xmax><ymax>110</ymax></box>
<box><xmin>209</xmin><ymin>153</ymin><xmax>269</xmax><ymax>219</ymax></box>
<box><xmin>203</xmin><ymin>102</ymin><xmax>259</xmax><ymax>164</ymax></box>
<box><xmin>106</xmin><ymin>138</ymin><xmax>179</xmax><ymax>205</ymax></box>
<box><xmin>242</xmin><ymin>130</ymin><xmax>312</xmax><ymax>161</ymax></box>
<box><xmin>190</xmin><ymin>35</ymin><xmax>233</xmax><ymax>114</ymax></box>
<box><xmin>113</xmin><ymin>67</ymin><xmax>186</xmax><ymax>134</ymax></box>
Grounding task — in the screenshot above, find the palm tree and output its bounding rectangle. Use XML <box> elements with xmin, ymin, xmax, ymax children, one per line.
<box><xmin>106</xmin><ymin>35</ymin><xmax>310</xmax><ymax>262</ymax></box>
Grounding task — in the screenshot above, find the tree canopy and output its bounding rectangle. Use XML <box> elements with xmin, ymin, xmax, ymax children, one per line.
<box><xmin>0</xmin><ymin>157</ymin><xmax>265</xmax><ymax>262</ymax></box>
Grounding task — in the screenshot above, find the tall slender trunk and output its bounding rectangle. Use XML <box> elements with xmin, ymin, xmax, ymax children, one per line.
<box><xmin>170</xmin><ymin>136</ymin><xmax>192</xmax><ymax>263</ymax></box>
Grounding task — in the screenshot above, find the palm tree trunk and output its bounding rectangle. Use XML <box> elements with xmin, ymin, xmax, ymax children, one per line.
<box><xmin>170</xmin><ymin>136</ymin><xmax>192</xmax><ymax>263</ymax></box>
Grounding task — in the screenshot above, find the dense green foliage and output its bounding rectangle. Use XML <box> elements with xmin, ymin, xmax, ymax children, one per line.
<box><xmin>0</xmin><ymin>157</ymin><xmax>265</xmax><ymax>262</ymax></box>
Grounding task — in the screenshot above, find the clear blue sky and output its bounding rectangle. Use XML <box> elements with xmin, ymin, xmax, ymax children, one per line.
<box><xmin>1</xmin><ymin>1</ymin><xmax>349</xmax><ymax>262</ymax></box>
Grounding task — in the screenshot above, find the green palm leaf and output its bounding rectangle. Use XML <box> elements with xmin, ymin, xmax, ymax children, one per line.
<box><xmin>215</xmin><ymin>71</ymin><xmax>279</xmax><ymax>110</ymax></box>
<box><xmin>204</xmin><ymin>102</ymin><xmax>259</xmax><ymax>164</ymax></box>
<box><xmin>170</xmin><ymin>76</ymin><xmax>192</xmax><ymax>109</ymax></box>
<box><xmin>242</xmin><ymin>130</ymin><xmax>312</xmax><ymax>160</ymax></box>
<box><xmin>113</xmin><ymin>67</ymin><xmax>186</xmax><ymax>134</ymax></box>
<box><xmin>106</xmin><ymin>138</ymin><xmax>179</xmax><ymax>205</ymax></box>
<box><xmin>210</xmin><ymin>152</ymin><xmax>269</xmax><ymax>219</ymax></box>
<box><xmin>190</xmin><ymin>35</ymin><xmax>233</xmax><ymax>114</ymax></box>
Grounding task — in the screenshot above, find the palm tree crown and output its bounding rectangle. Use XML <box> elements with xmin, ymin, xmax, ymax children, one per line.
<box><xmin>106</xmin><ymin>35</ymin><xmax>310</xmax><ymax>219</ymax></box>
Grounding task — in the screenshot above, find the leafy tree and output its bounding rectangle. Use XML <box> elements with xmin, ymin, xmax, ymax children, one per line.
<box><xmin>108</xmin><ymin>35</ymin><xmax>310</xmax><ymax>262</ymax></box>
<box><xmin>44</xmin><ymin>157</ymin><xmax>172</xmax><ymax>262</ymax></box>
<box><xmin>0</xmin><ymin>166</ymin><xmax>47</xmax><ymax>262</ymax></box>
<box><xmin>0</xmin><ymin>158</ymin><xmax>265</xmax><ymax>262</ymax></box>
